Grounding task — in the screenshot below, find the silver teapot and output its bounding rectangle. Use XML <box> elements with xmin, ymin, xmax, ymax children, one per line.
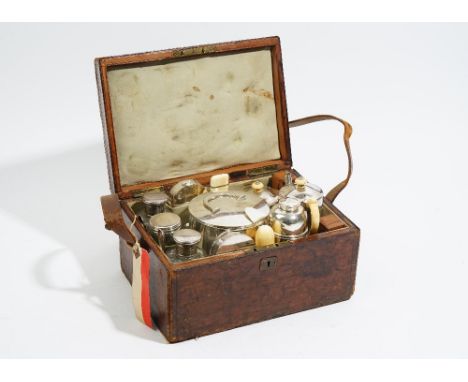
<box><xmin>269</xmin><ymin>198</ymin><xmax>308</xmax><ymax>241</ymax></box>
<box><xmin>187</xmin><ymin>189</ymin><xmax>270</xmax><ymax>254</ymax></box>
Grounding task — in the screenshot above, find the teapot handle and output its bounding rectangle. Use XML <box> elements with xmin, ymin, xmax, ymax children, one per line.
<box><xmin>306</xmin><ymin>198</ymin><xmax>320</xmax><ymax>234</ymax></box>
<box><xmin>289</xmin><ymin>114</ymin><xmax>353</xmax><ymax>203</ymax></box>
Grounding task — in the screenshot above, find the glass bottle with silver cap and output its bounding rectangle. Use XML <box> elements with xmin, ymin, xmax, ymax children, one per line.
<box><xmin>148</xmin><ymin>212</ymin><xmax>181</xmax><ymax>250</ymax></box>
<box><xmin>143</xmin><ymin>190</ymin><xmax>169</xmax><ymax>216</ymax></box>
<box><xmin>169</xmin><ymin>179</ymin><xmax>205</xmax><ymax>226</ymax></box>
<box><xmin>172</xmin><ymin>228</ymin><xmax>202</xmax><ymax>259</ymax></box>
<box><xmin>279</xmin><ymin>176</ymin><xmax>323</xmax><ymax>233</ymax></box>
<box><xmin>279</xmin><ymin>176</ymin><xmax>323</xmax><ymax>208</ymax></box>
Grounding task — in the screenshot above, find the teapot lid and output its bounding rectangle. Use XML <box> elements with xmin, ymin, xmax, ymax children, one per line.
<box><xmin>188</xmin><ymin>190</ymin><xmax>269</xmax><ymax>229</ymax></box>
<box><xmin>279</xmin><ymin>197</ymin><xmax>301</xmax><ymax>212</ymax></box>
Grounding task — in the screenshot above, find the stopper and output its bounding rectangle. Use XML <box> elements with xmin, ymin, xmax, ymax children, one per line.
<box><xmin>255</xmin><ymin>225</ymin><xmax>275</xmax><ymax>248</ymax></box>
<box><xmin>251</xmin><ymin>181</ymin><xmax>264</xmax><ymax>193</ymax></box>
<box><xmin>294</xmin><ymin>177</ymin><xmax>307</xmax><ymax>189</ymax></box>
<box><xmin>210</xmin><ymin>173</ymin><xmax>229</xmax><ymax>189</ymax></box>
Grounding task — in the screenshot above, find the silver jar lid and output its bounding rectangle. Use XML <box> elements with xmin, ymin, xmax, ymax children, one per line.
<box><xmin>143</xmin><ymin>190</ymin><xmax>169</xmax><ymax>206</ymax></box>
<box><xmin>169</xmin><ymin>179</ymin><xmax>204</xmax><ymax>206</ymax></box>
<box><xmin>173</xmin><ymin>229</ymin><xmax>201</xmax><ymax>246</ymax></box>
<box><xmin>188</xmin><ymin>190</ymin><xmax>269</xmax><ymax>229</ymax></box>
<box><xmin>279</xmin><ymin>197</ymin><xmax>301</xmax><ymax>212</ymax></box>
<box><xmin>149</xmin><ymin>212</ymin><xmax>181</xmax><ymax>232</ymax></box>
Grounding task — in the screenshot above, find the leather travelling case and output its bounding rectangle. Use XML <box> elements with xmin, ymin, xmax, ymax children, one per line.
<box><xmin>95</xmin><ymin>36</ymin><xmax>360</xmax><ymax>343</ymax></box>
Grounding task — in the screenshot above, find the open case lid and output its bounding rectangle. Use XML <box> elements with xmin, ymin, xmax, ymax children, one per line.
<box><xmin>95</xmin><ymin>36</ymin><xmax>292</xmax><ymax>197</ymax></box>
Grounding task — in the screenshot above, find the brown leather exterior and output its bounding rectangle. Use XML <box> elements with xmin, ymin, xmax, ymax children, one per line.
<box><xmin>319</xmin><ymin>214</ymin><xmax>347</xmax><ymax>231</ymax></box>
<box><xmin>172</xmin><ymin>202</ymin><xmax>359</xmax><ymax>342</ymax></box>
<box><xmin>289</xmin><ymin>114</ymin><xmax>353</xmax><ymax>203</ymax></box>
<box><xmin>101</xmin><ymin>194</ymin><xmax>136</xmax><ymax>245</ymax></box>
<box><xmin>100</xmin><ymin>112</ymin><xmax>359</xmax><ymax>342</ymax></box>
<box><xmin>96</xmin><ymin>38</ymin><xmax>359</xmax><ymax>342</ymax></box>
<box><xmin>115</xmin><ymin>197</ymin><xmax>359</xmax><ymax>343</ymax></box>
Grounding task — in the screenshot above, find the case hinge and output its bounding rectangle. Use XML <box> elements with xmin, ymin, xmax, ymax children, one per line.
<box><xmin>246</xmin><ymin>165</ymin><xmax>279</xmax><ymax>178</ymax></box>
<box><xmin>173</xmin><ymin>45</ymin><xmax>217</xmax><ymax>58</ymax></box>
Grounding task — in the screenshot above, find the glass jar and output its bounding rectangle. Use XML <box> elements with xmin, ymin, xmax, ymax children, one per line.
<box><xmin>172</xmin><ymin>228</ymin><xmax>202</xmax><ymax>259</ymax></box>
<box><xmin>149</xmin><ymin>212</ymin><xmax>181</xmax><ymax>250</ymax></box>
<box><xmin>279</xmin><ymin>177</ymin><xmax>323</xmax><ymax>208</ymax></box>
<box><xmin>143</xmin><ymin>190</ymin><xmax>169</xmax><ymax>216</ymax></box>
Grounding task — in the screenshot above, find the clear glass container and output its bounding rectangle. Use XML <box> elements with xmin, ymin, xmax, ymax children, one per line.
<box><xmin>279</xmin><ymin>177</ymin><xmax>323</xmax><ymax>208</ymax></box>
<box><xmin>172</xmin><ymin>228</ymin><xmax>202</xmax><ymax>259</ymax></box>
<box><xmin>142</xmin><ymin>190</ymin><xmax>169</xmax><ymax>216</ymax></box>
<box><xmin>149</xmin><ymin>212</ymin><xmax>181</xmax><ymax>249</ymax></box>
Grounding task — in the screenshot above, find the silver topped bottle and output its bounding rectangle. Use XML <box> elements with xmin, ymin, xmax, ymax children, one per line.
<box><xmin>149</xmin><ymin>212</ymin><xmax>181</xmax><ymax>249</ymax></box>
<box><xmin>279</xmin><ymin>177</ymin><xmax>322</xmax><ymax>233</ymax></box>
<box><xmin>173</xmin><ymin>228</ymin><xmax>202</xmax><ymax>259</ymax></box>
<box><xmin>143</xmin><ymin>190</ymin><xmax>169</xmax><ymax>216</ymax></box>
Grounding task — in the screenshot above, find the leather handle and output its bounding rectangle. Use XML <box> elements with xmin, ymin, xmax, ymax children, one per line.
<box><xmin>101</xmin><ymin>194</ymin><xmax>136</xmax><ymax>245</ymax></box>
<box><xmin>289</xmin><ymin>114</ymin><xmax>353</xmax><ymax>203</ymax></box>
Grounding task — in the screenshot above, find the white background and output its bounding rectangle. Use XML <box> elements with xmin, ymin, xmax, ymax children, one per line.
<box><xmin>1</xmin><ymin>23</ymin><xmax>467</xmax><ymax>358</ymax></box>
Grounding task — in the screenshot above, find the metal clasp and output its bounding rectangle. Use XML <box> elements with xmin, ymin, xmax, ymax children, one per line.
<box><xmin>260</xmin><ymin>256</ymin><xmax>277</xmax><ymax>271</ymax></box>
<box><xmin>173</xmin><ymin>45</ymin><xmax>217</xmax><ymax>57</ymax></box>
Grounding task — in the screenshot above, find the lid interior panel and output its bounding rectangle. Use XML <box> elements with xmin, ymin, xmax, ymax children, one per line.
<box><xmin>97</xmin><ymin>38</ymin><xmax>291</xmax><ymax>195</ymax></box>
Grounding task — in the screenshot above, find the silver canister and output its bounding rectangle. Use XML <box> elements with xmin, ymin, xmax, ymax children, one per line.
<box><xmin>169</xmin><ymin>179</ymin><xmax>205</xmax><ymax>206</ymax></box>
<box><xmin>143</xmin><ymin>190</ymin><xmax>169</xmax><ymax>216</ymax></box>
<box><xmin>172</xmin><ymin>229</ymin><xmax>202</xmax><ymax>259</ymax></box>
<box><xmin>269</xmin><ymin>198</ymin><xmax>308</xmax><ymax>241</ymax></box>
<box><xmin>149</xmin><ymin>212</ymin><xmax>181</xmax><ymax>250</ymax></box>
<box><xmin>188</xmin><ymin>190</ymin><xmax>270</xmax><ymax>253</ymax></box>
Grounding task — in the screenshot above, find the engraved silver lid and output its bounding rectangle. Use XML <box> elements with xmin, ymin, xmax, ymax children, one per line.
<box><xmin>188</xmin><ymin>190</ymin><xmax>269</xmax><ymax>229</ymax></box>
<box><xmin>173</xmin><ymin>229</ymin><xmax>201</xmax><ymax>246</ymax></box>
<box><xmin>149</xmin><ymin>212</ymin><xmax>181</xmax><ymax>232</ymax></box>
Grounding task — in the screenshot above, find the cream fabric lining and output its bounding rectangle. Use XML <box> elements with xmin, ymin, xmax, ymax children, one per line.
<box><xmin>107</xmin><ymin>50</ymin><xmax>280</xmax><ymax>186</ymax></box>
